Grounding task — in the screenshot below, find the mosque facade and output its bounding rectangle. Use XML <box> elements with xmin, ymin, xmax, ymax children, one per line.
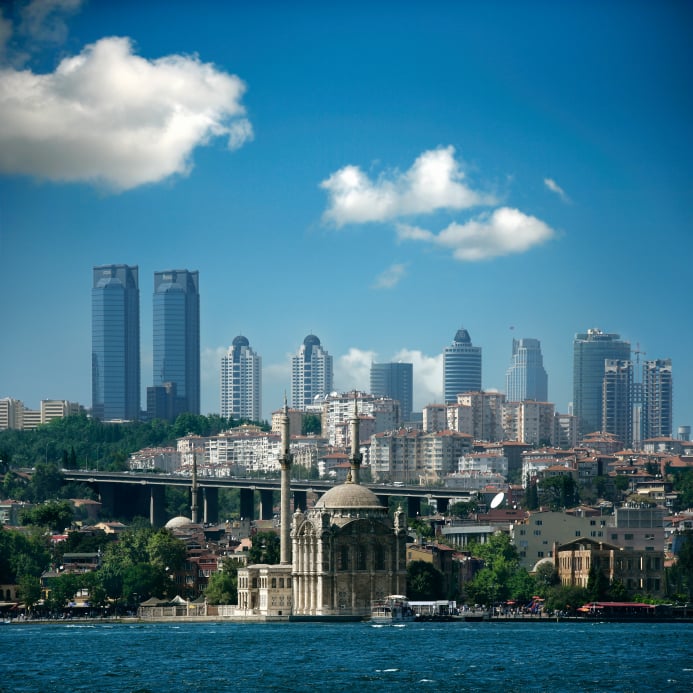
<box><xmin>236</xmin><ymin>398</ymin><xmax>408</xmax><ymax>620</ymax></box>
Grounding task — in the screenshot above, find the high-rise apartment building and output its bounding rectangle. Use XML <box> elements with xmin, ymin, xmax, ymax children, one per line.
<box><xmin>152</xmin><ymin>270</ymin><xmax>200</xmax><ymax>418</ymax></box>
<box><xmin>642</xmin><ymin>359</ymin><xmax>673</xmax><ymax>440</ymax></box>
<box><xmin>505</xmin><ymin>338</ymin><xmax>548</xmax><ymax>402</ymax></box>
<box><xmin>573</xmin><ymin>329</ymin><xmax>630</xmax><ymax>436</ymax></box>
<box><xmin>443</xmin><ymin>328</ymin><xmax>482</xmax><ymax>403</ymax></box>
<box><xmin>221</xmin><ymin>335</ymin><xmax>262</xmax><ymax>422</ymax></box>
<box><xmin>602</xmin><ymin>359</ymin><xmax>633</xmax><ymax>447</ymax></box>
<box><xmin>92</xmin><ymin>264</ymin><xmax>140</xmax><ymax>421</ymax></box>
<box><xmin>291</xmin><ymin>334</ymin><xmax>333</xmax><ymax>410</ymax></box>
<box><xmin>370</xmin><ymin>362</ymin><xmax>413</xmax><ymax>422</ymax></box>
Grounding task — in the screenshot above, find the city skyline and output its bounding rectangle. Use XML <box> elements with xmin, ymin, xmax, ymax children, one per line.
<box><xmin>0</xmin><ymin>2</ymin><xmax>691</xmax><ymax>429</ymax></box>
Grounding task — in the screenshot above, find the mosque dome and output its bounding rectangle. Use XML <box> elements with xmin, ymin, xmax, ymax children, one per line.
<box><xmin>314</xmin><ymin>483</ymin><xmax>385</xmax><ymax>511</ymax></box>
<box><xmin>165</xmin><ymin>516</ymin><xmax>192</xmax><ymax>529</ymax></box>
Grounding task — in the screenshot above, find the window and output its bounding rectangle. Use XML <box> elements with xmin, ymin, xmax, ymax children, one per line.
<box><xmin>339</xmin><ymin>546</ymin><xmax>349</xmax><ymax>570</ymax></box>
<box><xmin>575</xmin><ymin>531</ymin><xmax>581</xmax><ymax>537</ymax></box>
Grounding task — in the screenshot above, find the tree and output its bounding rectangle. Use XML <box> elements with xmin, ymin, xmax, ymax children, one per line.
<box><xmin>407</xmin><ymin>560</ymin><xmax>444</xmax><ymax>600</ymax></box>
<box><xmin>448</xmin><ymin>500</ymin><xmax>477</xmax><ymax>518</ymax></box>
<box><xmin>247</xmin><ymin>531</ymin><xmax>280</xmax><ymax>565</ymax></box>
<box><xmin>525</xmin><ymin>479</ymin><xmax>539</xmax><ymax>510</ymax></box>
<box><xmin>302</xmin><ymin>414</ymin><xmax>321</xmax><ymax>435</ymax></box>
<box><xmin>21</xmin><ymin>500</ymin><xmax>74</xmax><ymax>532</ymax></box>
<box><xmin>538</xmin><ymin>475</ymin><xmax>579</xmax><ymax>510</ymax></box>
<box><xmin>147</xmin><ymin>529</ymin><xmax>186</xmax><ymax>572</ymax></box>
<box><xmin>30</xmin><ymin>463</ymin><xmax>64</xmax><ymax>502</ymax></box>
<box><xmin>18</xmin><ymin>574</ymin><xmax>42</xmax><ymax>610</ymax></box>
<box><xmin>534</xmin><ymin>562</ymin><xmax>559</xmax><ymax>596</ymax></box>
<box><xmin>205</xmin><ymin>559</ymin><xmax>238</xmax><ymax>605</ymax></box>
<box><xmin>586</xmin><ymin>562</ymin><xmax>610</xmax><ymax>602</ymax></box>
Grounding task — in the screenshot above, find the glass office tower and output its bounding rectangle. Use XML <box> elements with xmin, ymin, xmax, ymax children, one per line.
<box><xmin>92</xmin><ymin>264</ymin><xmax>140</xmax><ymax>421</ymax></box>
<box><xmin>505</xmin><ymin>338</ymin><xmax>548</xmax><ymax>402</ymax></box>
<box><xmin>443</xmin><ymin>328</ymin><xmax>482</xmax><ymax>403</ymax></box>
<box><xmin>370</xmin><ymin>362</ymin><xmax>413</xmax><ymax>423</ymax></box>
<box><xmin>573</xmin><ymin>329</ymin><xmax>630</xmax><ymax>436</ymax></box>
<box><xmin>153</xmin><ymin>270</ymin><xmax>200</xmax><ymax>417</ymax></box>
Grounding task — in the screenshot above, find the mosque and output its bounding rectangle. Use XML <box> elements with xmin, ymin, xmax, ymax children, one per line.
<box><xmin>236</xmin><ymin>400</ymin><xmax>408</xmax><ymax>620</ymax></box>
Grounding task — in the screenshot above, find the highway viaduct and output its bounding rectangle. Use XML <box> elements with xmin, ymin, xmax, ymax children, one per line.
<box><xmin>61</xmin><ymin>470</ymin><xmax>458</xmax><ymax>527</ymax></box>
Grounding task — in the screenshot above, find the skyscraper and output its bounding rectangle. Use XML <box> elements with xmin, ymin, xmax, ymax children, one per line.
<box><xmin>573</xmin><ymin>329</ymin><xmax>630</xmax><ymax>436</ymax></box>
<box><xmin>291</xmin><ymin>334</ymin><xmax>333</xmax><ymax>410</ymax></box>
<box><xmin>92</xmin><ymin>264</ymin><xmax>140</xmax><ymax>421</ymax></box>
<box><xmin>443</xmin><ymin>328</ymin><xmax>482</xmax><ymax>403</ymax></box>
<box><xmin>152</xmin><ymin>270</ymin><xmax>200</xmax><ymax>417</ymax></box>
<box><xmin>221</xmin><ymin>335</ymin><xmax>262</xmax><ymax>421</ymax></box>
<box><xmin>642</xmin><ymin>359</ymin><xmax>673</xmax><ymax>440</ymax></box>
<box><xmin>505</xmin><ymin>338</ymin><xmax>548</xmax><ymax>402</ymax></box>
<box><xmin>602</xmin><ymin>359</ymin><xmax>633</xmax><ymax>447</ymax></box>
<box><xmin>370</xmin><ymin>362</ymin><xmax>413</xmax><ymax>423</ymax></box>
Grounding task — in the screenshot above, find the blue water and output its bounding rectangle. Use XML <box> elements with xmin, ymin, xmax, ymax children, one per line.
<box><xmin>2</xmin><ymin>620</ymin><xmax>692</xmax><ymax>692</ymax></box>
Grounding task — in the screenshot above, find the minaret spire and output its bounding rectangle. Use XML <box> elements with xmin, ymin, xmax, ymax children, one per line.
<box><xmin>349</xmin><ymin>392</ymin><xmax>362</xmax><ymax>485</ymax></box>
<box><xmin>279</xmin><ymin>394</ymin><xmax>293</xmax><ymax>565</ymax></box>
<box><xmin>191</xmin><ymin>453</ymin><xmax>199</xmax><ymax>524</ymax></box>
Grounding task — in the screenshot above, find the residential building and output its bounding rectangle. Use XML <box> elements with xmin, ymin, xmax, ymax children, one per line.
<box><xmin>454</xmin><ymin>391</ymin><xmax>505</xmax><ymax>442</ymax></box>
<box><xmin>321</xmin><ymin>391</ymin><xmax>398</xmax><ymax>447</ymax></box>
<box><xmin>221</xmin><ymin>335</ymin><xmax>262</xmax><ymax>422</ymax></box>
<box><xmin>422</xmin><ymin>404</ymin><xmax>448</xmax><ymax>433</ymax></box>
<box><xmin>0</xmin><ymin>398</ymin><xmax>24</xmax><ymax>430</ymax></box>
<box><xmin>91</xmin><ymin>264</ymin><xmax>140</xmax><ymax>421</ymax></box>
<box><xmin>370</xmin><ymin>362</ymin><xmax>413</xmax><ymax>423</ymax></box>
<box><xmin>602</xmin><ymin>359</ymin><xmax>633</xmax><ymax>447</ymax></box>
<box><xmin>554</xmin><ymin>537</ymin><xmax>665</xmax><ymax>597</ymax></box>
<box><xmin>573</xmin><ymin>329</ymin><xmax>630</xmax><ymax>436</ymax></box>
<box><xmin>503</xmin><ymin>400</ymin><xmax>555</xmax><ymax>445</ymax></box>
<box><xmin>370</xmin><ymin>428</ymin><xmax>472</xmax><ymax>483</ymax></box>
<box><xmin>642</xmin><ymin>359</ymin><xmax>673</xmax><ymax>440</ymax></box>
<box><xmin>152</xmin><ymin>269</ymin><xmax>200</xmax><ymax>418</ymax></box>
<box><xmin>40</xmin><ymin>400</ymin><xmax>83</xmax><ymax>424</ymax></box>
<box><xmin>505</xmin><ymin>338</ymin><xmax>548</xmax><ymax>403</ymax></box>
<box><xmin>443</xmin><ymin>328</ymin><xmax>482</xmax><ymax>403</ymax></box>
<box><xmin>553</xmin><ymin>413</ymin><xmax>579</xmax><ymax>449</ymax></box>
<box><xmin>291</xmin><ymin>334</ymin><xmax>333</xmax><ymax>411</ymax></box>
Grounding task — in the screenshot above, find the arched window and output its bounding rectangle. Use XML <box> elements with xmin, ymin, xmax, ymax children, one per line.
<box><xmin>357</xmin><ymin>546</ymin><xmax>366</xmax><ymax>571</ymax></box>
<box><xmin>374</xmin><ymin>546</ymin><xmax>385</xmax><ymax>571</ymax></box>
<box><xmin>339</xmin><ymin>545</ymin><xmax>349</xmax><ymax>570</ymax></box>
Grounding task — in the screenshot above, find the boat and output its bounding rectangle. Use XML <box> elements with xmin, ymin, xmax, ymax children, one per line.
<box><xmin>370</xmin><ymin>595</ymin><xmax>416</xmax><ymax>624</ymax></box>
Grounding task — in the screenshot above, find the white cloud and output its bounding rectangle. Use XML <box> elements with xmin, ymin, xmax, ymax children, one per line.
<box><xmin>392</xmin><ymin>349</ymin><xmax>442</xmax><ymax>410</ymax></box>
<box><xmin>397</xmin><ymin>207</ymin><xmax>556</xmax><ymax>261</ymax></box>
<box><xmin>335</xmin><ymin>348</ymin><xmax>377</xmax><ymax>393</ymax></box>
<box><xmin>321</xmin><ymin>146</ymin><xmax>495</xmax><ymax>226</ymax></box>
<box><xmin>544</xmin><ymin>177</ymin><xmax>570</xmax><ymax>202</ymax></box>
<box><xmin>18</xmin><ymin>0</ymin><xmax>84</xmax><ymax>45</ymax></box>
<box><xmin>0</xmin><ymin>36</ymin><xmax>253</xmax><ymax>190</ymax></box>
<box><xmin>372</xmin><ymin>263</ymin><xmax>407</xmax><ymax>289</ymax></box>
<box><xmin>334</xmin><ymin>347</ymin><xmax>442</xmax><ymax>412</ymax></box>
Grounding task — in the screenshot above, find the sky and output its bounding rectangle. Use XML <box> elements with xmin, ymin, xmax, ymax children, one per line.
<box><xmin>0</xmin><ymin>0</ymin><xmax>691</xmax><ymax>428</ymax></box>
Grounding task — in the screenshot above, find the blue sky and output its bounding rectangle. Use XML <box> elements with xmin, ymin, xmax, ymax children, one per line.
<box><xmin>0</xmin><ymin>0</ymin><xmax>691</xmax><ymax>428</ymax></box>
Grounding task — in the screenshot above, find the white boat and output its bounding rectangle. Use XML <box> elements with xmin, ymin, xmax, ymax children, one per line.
<box><xmin>370</xmin><ymin>595</ymin><xmax>416</xmax><ymax>624</ymax></box>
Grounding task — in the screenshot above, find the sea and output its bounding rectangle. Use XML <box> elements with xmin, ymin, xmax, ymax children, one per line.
<box><xmin>2</xmin><ymin>620</ymin><xmax>692</xmax><ymax>692</ymax></box>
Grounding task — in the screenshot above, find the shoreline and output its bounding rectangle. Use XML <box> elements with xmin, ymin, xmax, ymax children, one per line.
<box><xmin>5</xmin><ymin>614</ymin><xmax>693</xmax><ymax>625</ymax></box>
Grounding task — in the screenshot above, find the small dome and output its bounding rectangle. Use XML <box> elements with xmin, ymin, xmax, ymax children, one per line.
<box><xmin>315</xmin><ymin>483</ymin><xmax>385</xmax><ymax>511</ymax></box>
<box><xmin>303</xmin><ymin>334</ymin><xmax>321</xmax><ymax>347</ymax></box>
<box><xmin>232</xmin><ymin>335</ymin><xmax>250</xmax><ymax>348</ymax></box>
<box><xmin>165</xmin><ymin>516</ymin><xmax>192</xmax><ymax>529</ymax></box>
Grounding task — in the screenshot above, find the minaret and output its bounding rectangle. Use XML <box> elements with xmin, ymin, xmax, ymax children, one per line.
<box><xmin>191</xmin><ymin>453</ymin><xmax>199</xmax><ymax>524</ymax></box>
<box><xmin>279</xmin><ymin>396</ymin><xmax>293</xmax><ymax>565</ymax></box>
<box><xmin>349</xmin><ymin>394</ymin><xmax>362</xmax><ymax>485</ymax></box>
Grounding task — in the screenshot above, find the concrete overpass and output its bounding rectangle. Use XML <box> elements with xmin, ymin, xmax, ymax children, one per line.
<box><xmin>60</xmin><ymin>470</ymin><xmax>461</xmax><ymax>526</ymax></box>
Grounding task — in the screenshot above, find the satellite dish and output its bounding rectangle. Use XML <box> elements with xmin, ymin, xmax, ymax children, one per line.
<box><xmin>490</xmin><ymin>492</ymin><xmax>505</xmax><ymax>509</ymax></box>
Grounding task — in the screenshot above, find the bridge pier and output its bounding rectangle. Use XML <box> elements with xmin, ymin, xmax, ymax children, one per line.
<box><xmin>240</xmin><ymin>488</ymin><xmax>255</xmax><ymax>520</ymax></box>
<box><xmin>407</xmin><ymin>496</ymin><xmax>421</xmax><ymax>517</ymax></box>
<box><xmin>260</xmin><ymin>490</ymin><xmax>274</xmax><ymax>520</ymax></box>
<box><xmin>436</xmin><ymin>497</ymin><xmax>449</xmax><ymax>514</ymax></box>
<box><xmin>149</xmin><ymin>486</ymin><xmax>166</xmax><ymax>527</ymax></box>
<box><xmin>293</xmin><ymin>490</ymin><xmax>307</xmax><ymax>512</ymax></box>
<box><xmin>203</xmin><ymin>487</ymin><xmax>219</xmax><ymax>524</ymax></box>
